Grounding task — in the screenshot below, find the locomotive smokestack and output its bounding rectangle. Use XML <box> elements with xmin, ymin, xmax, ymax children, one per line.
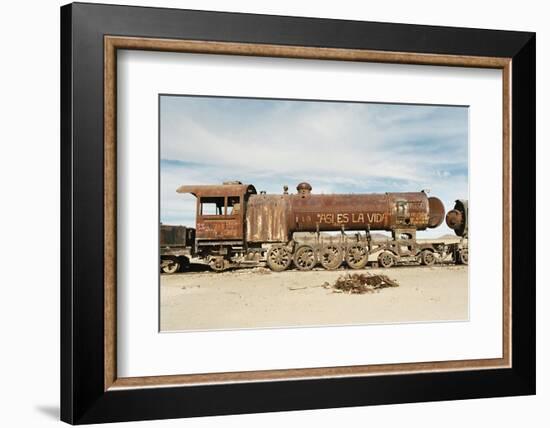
<box><xmin>296</xmin><ymin>182</ymin><xmax>312</xmax><ymax>195</ymax></box>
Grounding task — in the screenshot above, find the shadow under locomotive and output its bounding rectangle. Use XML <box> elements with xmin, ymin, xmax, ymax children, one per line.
<box><xmin>160</xmin><ymin>182</ymin><xmax>468</xmax><ymax>274</ymax></box>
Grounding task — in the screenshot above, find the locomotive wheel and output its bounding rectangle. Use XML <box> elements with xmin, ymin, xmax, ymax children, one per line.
<box><xmin>293</xmin><ymin>245</ymin><xmax>317</xmax><ymax>271</ymax></box>
<box><xmin>346</xmin><ymin>245</ymin><xmax>368</xmax><ymax>269</ymax></box>
<box><xmin>459</xmin><ymin>249</ymin><xmax>469</xmax><ymax>265</ymax></box>
<box><xmin>420</xmin><ymin>250</ymin><xmax>436</xmax><ymax>266</ymax></box>
<box><xmin>378</xmin><ymin>252</ymin><xmax>396</xmax><ymax>269</ymax></box>
<box><xmin>266</xmin><ymin>245</ymin><xmax>292</xmax><ymax>272</ymax></box>
<box><xmin>319</xmin><ymin>245</ymin><xmax>343</xmax><ymax>270</ymax></box>
<box><xmin>161</xmin><ymin>257</ymin><xmax>180</xmax><ymax>274</ymax></box>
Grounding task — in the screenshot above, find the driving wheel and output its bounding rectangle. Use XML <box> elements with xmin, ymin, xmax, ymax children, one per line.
<box><xmin>293</xmin><ymin>245</ymin><xmax>317</xmax><ymax>271</ymax></box>
<box><xmin>319</xmin><ymin>245</ymin><xmax>343</xmax><ymax>270</ymax></box>
<box><xmin>266</xmin><ymin>245</ymin><xmax>292</xmax><ymax>272</ymax></box>
<box><xmin>346</xmin><ymin>245</ymin><xmax>368</xmax><ymax>269</ymax></box>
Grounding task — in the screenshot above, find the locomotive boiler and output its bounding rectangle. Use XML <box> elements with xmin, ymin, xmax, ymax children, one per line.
<box><xmin>246</xmin><ymin>182</ymin><xmax>445</xmax><ymax>243</ymax></box>
<box><xmin>161</xmin><ymin>181</ymin><xmax>466</xmax><ymax>273</ymax></box>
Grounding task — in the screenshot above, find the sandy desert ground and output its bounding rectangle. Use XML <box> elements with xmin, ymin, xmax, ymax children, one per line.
<box><xmin>160</xmin><ymin>264</ymin><xmax>468</xmax><ymax>331</ymax></box>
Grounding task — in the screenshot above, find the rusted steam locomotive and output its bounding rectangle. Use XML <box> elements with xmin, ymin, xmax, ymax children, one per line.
<box><xmin>160</xmin><ymin>181</ymin><xmax>468</xmax><ymax>273</ymax></box>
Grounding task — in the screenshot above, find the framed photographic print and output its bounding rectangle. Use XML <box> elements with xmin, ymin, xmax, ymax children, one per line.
<box><xmin>60</xmin><ymin>2</ymin><xmax>536</xmax><ymax>424</ymax></box>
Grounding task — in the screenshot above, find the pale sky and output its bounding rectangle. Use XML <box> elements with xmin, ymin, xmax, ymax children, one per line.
<box><xmin>160</xmin><ymin>95</ymin><xmax>468</xmax><ymax>237</ymax></box>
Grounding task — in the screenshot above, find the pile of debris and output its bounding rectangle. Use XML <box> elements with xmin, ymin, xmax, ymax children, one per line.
<box><xmin>323</xmin><ymin>273</ymin><xmax>399</xmax><ymax>294</ymax></box>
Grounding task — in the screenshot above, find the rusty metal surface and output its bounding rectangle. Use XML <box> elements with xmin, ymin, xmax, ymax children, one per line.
<box><xmin>289</xmin><ymin>193</ymin><xmax>391</xmax><ymax>231</ymax></box>
<box><xmin>197</xmin><ymin>216</ymin><xmax>242</xmax><ymax>240</ymax></box>
<box><xmin>244</xmin><ymin>189</ymin><xmax>445</xmax><ymax>242</ymax></box>
<box><xmin>177</xmin><ymin>181</ymin><xmax>445</xmax><ymax>245</ymax></box>
<box><xmin>176</xmin><ymin>183</ymin><xmax>256</xmax><ymax>197</ymax></box>
<box><xmin>246</xmin><ymin>194</ymin><xmax>290</xmax><ymax>242</ymax></box>
<box><xmin>177</xmin><ymin>182</ymin><xmax>257</xmax><ymax>241</ymax></box>
<box><xmin>287</xmin><ymin>192</ymin><xmax>441</xmax><ymax>233</ymax></box>
<box><xmin>427</xmin><ymin>196</ymin><xmax>445</xmax><ymax>228</ymax></box>
<box><xmin>296</xmin><ymin>182</ymin><xmax>312</xmax><ymax>195</ymax></box>
<box><xmin>446</xmin><ymin>199</ymin><xmax>468</xmax><ymax>237</ymax></box>
<box><xmin>446</xmin><ymin>209</ymin><xmax>463</xmax><ymax>230</ymax></box>
<box><xmin>160</xmin><ymin>224</ymin><xmax>193</xmax><ymax>246</ymax></box>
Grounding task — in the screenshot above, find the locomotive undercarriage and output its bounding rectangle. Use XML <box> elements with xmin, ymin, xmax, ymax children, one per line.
<box><xmin>200</xmin><ymin>243</ymin><xmax>264</xmax><ymax>272</ymax></box>
<box><xmin>264</xmin><ymin>228</ymin><xmax>467</xmax><ymax>273</ymax></box>
<box><xmin>185</xmin><ymin>228</ymin><xmax>468</xmax><ymax>273</ymax></box>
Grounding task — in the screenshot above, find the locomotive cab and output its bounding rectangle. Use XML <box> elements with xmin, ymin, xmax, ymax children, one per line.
<box><xmin>176</xmin><ymin>182</ymin><xmax>257</xmax><ymax>247</ymax></box>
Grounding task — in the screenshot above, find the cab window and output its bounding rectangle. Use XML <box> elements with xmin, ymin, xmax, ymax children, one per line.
<box><xmin>227</xmin><ymin>196</ymin><xmax>241</xmax><ymax>215</ymax></box>
<box><xmin>200</xmin><ymin>197</ymin><xmax>224</xmax><ymax>216</ymax></box>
